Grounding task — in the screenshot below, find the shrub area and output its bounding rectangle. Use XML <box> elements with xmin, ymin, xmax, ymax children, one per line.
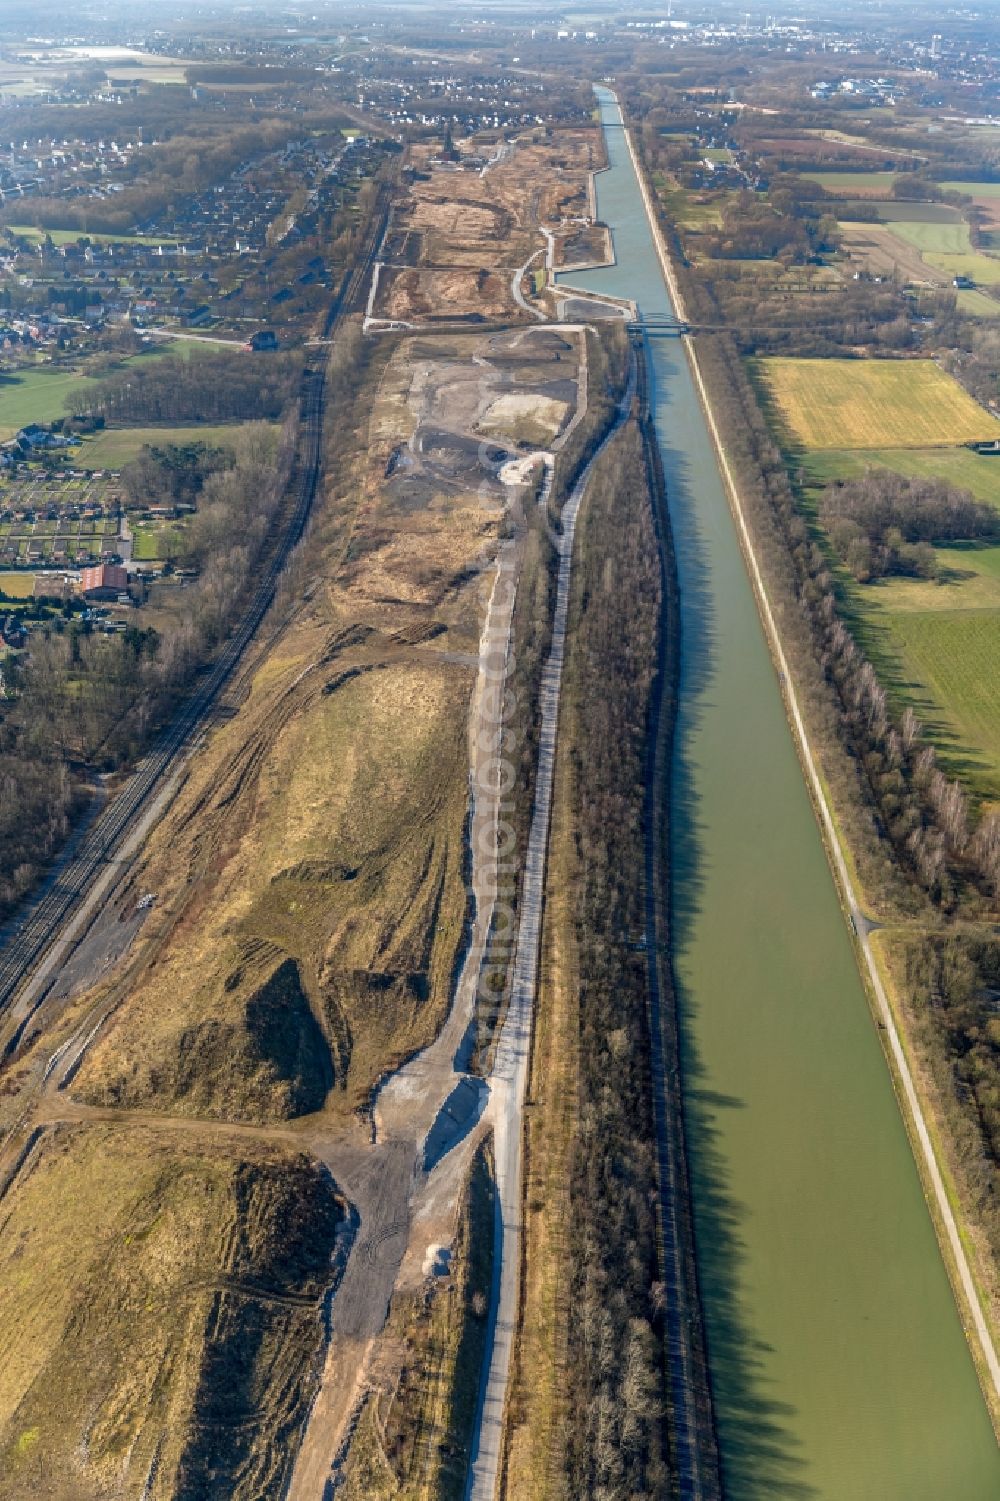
<box><xmin>71</xmin><ymin>350</ymin><xmax>301</xmax><ymax>425</ymax></box>
<box><xmin>820</xmin><ymin>469</ymin><xmax>999</xmax><ymax>581</ymax></box>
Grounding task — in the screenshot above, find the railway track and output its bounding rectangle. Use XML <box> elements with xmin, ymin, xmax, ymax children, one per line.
<box><xmin>0</xmin><ymin>190</ymin><xmax>390</xmax><ymax>1042</ymax></box>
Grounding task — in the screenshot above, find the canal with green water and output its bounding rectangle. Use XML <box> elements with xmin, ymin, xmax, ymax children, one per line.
<box><xmin>559</xmin><ymin>85</ymin><xmax>1000</xmax><ymax>1499</ymax></box>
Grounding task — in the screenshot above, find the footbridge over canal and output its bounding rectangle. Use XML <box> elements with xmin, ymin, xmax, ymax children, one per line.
<box><xmin>627</xmin><ymin>315</ymin><xmax>692</xmax><ymax>336</ymax></box>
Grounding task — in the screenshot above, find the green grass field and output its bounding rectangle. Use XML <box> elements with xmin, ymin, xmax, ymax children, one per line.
<box><xmin>131</xmin><ymin>523</ymin><xmax>186</xmax><ymax>561</ymax></box>
<box><xmin>0</xmin><ymin>349</ymin><xmax>214</xmax><ymax>445</ymax></box>
<box><xmin>0</xmin><ymin>571</ymin><xmax>35</xmax><ymax>597</ymax></box>
<box><xmin>875</xmin><ymin>202</ymin><xmax>963</xmax><ymax>223</ymax></box>
<box><xmin>862</xmin><ymin>543</ymin><xmax>1000</xmax><ymax>613</ymax></box>
<box><xmin>802</xmin><ymin>170</ymin><xmax>897</xmax><ymax>196</ymax></box>
<box><xmin>798</xmin><ymin>444</ymin><xmax>1000</xmax><ymax>796</ymax></box>
<box><xmin>138</xmin><ymin>340</ymin><xmax>214</xmax><ymax>365</ymax></box>
<box><xmin>924</xmin><ymin>250</ymin><xmax>1000</xmax><ymax>285</ymax></box>
<box><xmin>890</xmin><ymin>220</ymin><xmax>974</xmax><ymax>254</ymax></box>
<box><xmin>800</xmin><ymin>446</ymin><xmax>1000</xmax><ymax>505</ymax></box>
<box><xmin>0</xmin><ymin>367</ymin><xmax>99</xmax><ymax>440</ymax></box>
<box><xmin>940</xmin><ymin>181</ymin><xmax>1000</xmax><ymax>199</ymax></box>
<box><xmin>759</xmin><ymin>358</ymin><xmax>1000</xmax><ymax>450</ymax></box>
<box><xmin>658</xmin><ymin>183</ymin><xmax>727</xmax><ymax>229</ymax></box>
<box><xmin>130</xmin><ymin>527</ymin><xmax>159</xmax><ymax>561</ymax></box>
<box><xmin>2</xmin><ymin>225</ymin><xmax>177</xmax><ymax>247</ymax></box>
<box><xmin>81</xmin><ymin>421</ymin><xmax>272</xmax><ymax>468</ymax></box>
<box><xmin>881</xmin><ymin>609</ymin><xmax>1000</xmax><ymax>795</ymax></box>
<box><xmin>957</xmin><ymin>289</ymin><xmax>1000</xmax><ymax>318</ymax></box>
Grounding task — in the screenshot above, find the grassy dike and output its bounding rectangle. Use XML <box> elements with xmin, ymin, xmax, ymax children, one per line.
<box><xmin>501</xmin><ymin>363</ymin><xmax>704</xmax><ymax>1497</ymax></box>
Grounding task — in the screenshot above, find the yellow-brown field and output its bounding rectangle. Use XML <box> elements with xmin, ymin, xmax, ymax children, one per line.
<box><xmin>379</xmin><ymin>130</ymin><xmax>601</xmax><ymax>317</ymax></box>
<box><xmin>0</xmin><ymin>1124</ymin><xmax>342</xmax><ymax>1499</ymax></box>
<box><xmin>758</xmin><ymin>357</ymin><xmax>1000</xmax><ymax>450</ymax></box>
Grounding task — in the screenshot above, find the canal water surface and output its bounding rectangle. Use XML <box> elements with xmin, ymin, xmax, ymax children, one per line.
<box><xmin>560</xmin><ymin>85</ymin><xmax>1000</xmax><ymax>1499</ymax></box>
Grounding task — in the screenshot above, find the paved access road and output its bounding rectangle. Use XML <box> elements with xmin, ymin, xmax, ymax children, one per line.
<box><xmin>464</xmin><ymin>361</ymin><xmax>635</xmax><ymax>1501</ymax></box>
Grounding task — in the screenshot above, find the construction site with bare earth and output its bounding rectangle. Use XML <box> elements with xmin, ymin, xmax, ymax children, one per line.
<box><xmin>0</xmin><ymin>108</ymin><xmax>672</xmax><ymax>1501</ymax></box>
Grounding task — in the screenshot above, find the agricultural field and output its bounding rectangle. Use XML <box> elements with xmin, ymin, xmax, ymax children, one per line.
<box><xmin>838</xmin><ymin>222</ymin><xmax>948</xmax><ymax>286</ymax></box>
<box><xmin>758</xmin><ymin>357</ymin><xmax>1000</xmax><ymax>450</ymax></box>
<box><xmin>941</xmin><ymin>182</ymin><xmax>1000</xmax><ymax>199</ymax></box>
<box><xmin>890</xmin><ymin>220</ymin><xmax>975</xmax><ymax>255</ymax></box>
<box><xmin>957</xmin><ymin>289</ymin><xmax>1000</xmax><ymax>318</ymax></box>
<box><xmin>801</xmin><ymin>170</ymin><xmax>898</xmax><ymax>196</ymax></box>
<box><xmin>806</xmin><ymin>128</ymin><xmax>919</xmax><ymax>159</ymax></box>
<box><xmin>798</xmin><ymin>444</ymin><xmax>1000</xmax><ymax>797</ymax></box>
<box><xmin>875</xmin><ymin>202</ymin><xmax>964</xmax><ymax>224</ymax></box>
<box><xmin>872</xmin><ymin>607</ymin><xmax>1000</xmax><ymax>798</ymax></box>
<box><xmin>79</xmin><ymin>421</ymin><xmax>273</xmax><ymax>469</ymax></box>
<box><xmin>0</xmin><ymin>366</ymin><xmax>100</xmax><ymax>440</ymax></box>
<box><xmin>837</xmin><ymin>209</ymin><xmax>1000</xmax><ymax>307</ymax></box>
<box><xmin>0</xmin><ymin>43</ymin><xmax>192</xmax><ymax>90</ymax></box>
<box><xmin>801</xmin><ymin>445</ymin><xmax>1000</xmax><ymax>505</ymax></box>
<box><xmin>923</xmin><ymin>250</ymin><xmax>1000</xmax><ymax>285</ymax></box>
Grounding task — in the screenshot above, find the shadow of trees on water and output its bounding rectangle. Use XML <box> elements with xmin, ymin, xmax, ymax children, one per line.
<box><xmin>651</xmin><ymin>339</ymin><xmax>818</xmax><ymax>1501</ymax></box>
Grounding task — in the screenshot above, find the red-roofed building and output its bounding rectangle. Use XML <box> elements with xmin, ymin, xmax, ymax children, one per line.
<box><xmin>80</xmin><ymin>564</ymin><xmax>129</xmax><ymax>600</ymax></box>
